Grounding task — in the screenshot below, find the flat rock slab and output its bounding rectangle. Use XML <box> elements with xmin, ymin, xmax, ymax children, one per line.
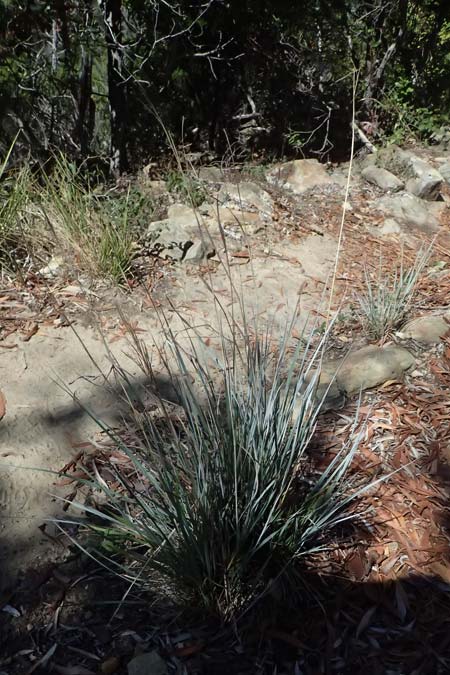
<box><xmin>398</xmin><ymin>313</ymin><xmax>450</xmax><ymax>343</ymax></box>
<box><xmin>305</xmin><ymin>344</ymin><xmax>415</xmax><ymax>410</ymax></box>
<box><xmin>267</xmin><ymin>158</ymin><xmax>333</xmax><ymax>194</ymax></box>
<box><xmin>374</xmin><ymin>192</ymin><xmax>443</xmax><ymax>232</ymax></box>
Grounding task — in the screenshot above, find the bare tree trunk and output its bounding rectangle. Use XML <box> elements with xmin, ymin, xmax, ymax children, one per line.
<box><xmin>101</xmin><ymin>0</ymin><xmax>127</xmax><ymax>175</ymax></box>
<box><xmin>363</xmin><ymin>0</ymin><xmax>409</xmax><ymax>114</ymax></box>
<box><xmin>76</xmin><ymin>48</ymin><xmax>95</xmax><ymax>156</ymax></box>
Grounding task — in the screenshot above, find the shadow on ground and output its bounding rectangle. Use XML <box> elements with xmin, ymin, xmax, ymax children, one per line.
<box><xmin>1</xmin><ymin>373</ymin><xmax>450</xmax><ymax>673</ymax></box>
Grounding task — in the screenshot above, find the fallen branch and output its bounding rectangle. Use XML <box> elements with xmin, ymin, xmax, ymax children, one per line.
<box><xmin>352</xmin><ymin>121</ymin><xmax>378</xmax><ymax>153</ymax></box>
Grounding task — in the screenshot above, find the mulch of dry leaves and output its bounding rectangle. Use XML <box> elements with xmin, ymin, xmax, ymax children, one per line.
<box><xmin>1</xmin><ymin>176</ymin><xmax>450</xmax><ymax>674</ymax></box>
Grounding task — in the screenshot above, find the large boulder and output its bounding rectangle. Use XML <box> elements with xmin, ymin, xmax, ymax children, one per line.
<box><xmin>361</xmin><ymin>166</ymin><xmax>404</xmax><ymax>192</ymax></box>
<box><xmin>374</xmin><ymin>192</ymin><xmax>442</xmax><ymax>232</ymax></box>
<box><xmin>267</xmin><ymin>158</ymin><xmax>333</xmax><ymax>194</ymax></box>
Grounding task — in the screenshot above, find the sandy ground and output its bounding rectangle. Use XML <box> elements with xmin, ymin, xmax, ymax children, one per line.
<box><xmin>0</xmin><ymin>233</ymin><xmax>336</xmax><ymax>589</ymax></box>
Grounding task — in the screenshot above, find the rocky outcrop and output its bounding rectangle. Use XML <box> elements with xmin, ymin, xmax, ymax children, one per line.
<box><xmin>375</xmin><ymin>145</ymin><xmax>444</xmax><ymax>200</ymax></box>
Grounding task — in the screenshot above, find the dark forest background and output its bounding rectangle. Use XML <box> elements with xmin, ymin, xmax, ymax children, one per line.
<box><xmin>1</xmin><ymin>0</ymin><xmax>449</xmax><ymax>174</ymax></box>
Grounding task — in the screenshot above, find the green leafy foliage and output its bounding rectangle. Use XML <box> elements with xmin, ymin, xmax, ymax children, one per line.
<box><xmin>1</xmin><ymin>0</ymin><xmax>450</xmax><ymax>167</ymax></box>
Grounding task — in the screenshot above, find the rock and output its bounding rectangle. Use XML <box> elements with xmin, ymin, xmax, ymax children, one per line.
<box><xmin>431</xmin><ymin>126</ymin><xmax>450</xmax><ymax>146</ymax></box>
<box><xmin>128</xmin><ymin>652</ymin><xmax>167</xmax><ymax>675</ymax></box>
<box><xmin>335</xmin><ymin>345</ymin><xmax>415</xmax><ymax>396</ymax></box>
<box><xmin>367</xmin><ymin>218</ymin><xmax>403</xmax><ymax>237</ymax></box>
<box><xmin>405</xmin><ymin>158</ymin><xmax>443</xmax><ymax>200</ymax></box>
<box><xmin>374</xmin><ymin>192</ymin><xmax>441</xmax><ymax>232</ymax></box>
<box><xmin>378</xmin><ymin>218</ymin><xmax>402</xmax><ymax>235</ymax></box>
<box><xmin>361</xmin><ymin>166</ymin><xmax>404</xmax><ymax>192</ymax></box>
<box><xmin>167</xmin><ymin>203</ymin><xmax>198</xmax><ymax>220</ymax></box>
<box><xmin>438</xmin><ymin>162</ymin><xmax>450</xmax><ymax>185</ymax></box>
<box><xmin>201</xmin><ymin>204</ymin><xmax>265</xmax><ymax>234</ymax></box>
<box><xmin>217</xmin><ymin>182</ymin><xmax>273</xmax><ymax>218</ymax></box>
<box><xmin>375</xmin><ymin>145</ymin><xmax>412</xmax><ymax>176</ymax></box>
<box><xmin>267</xmin><ymin>159</ymin><xmax>333</xmax><ymax>194</ymax></box>
<box><xmin>397</xmin><ymin>313</ymin><xmax>450</xmax><ymax>344</ymax></box>
<box><xmin>304</xmin><ymin>345</ymin><xmax>415</xmax><ymax>411</ymax></box>
<box><xmin>197</xmin><ymin>166</ymin><xmax>226</xmax><ymax>182</ymax></box>
<box><xmin>146</xmin><ymin>203</ymin><xmax>216</xmax><ymax>261</ymax></box>
<box><xmin>183</xmin><ymin>240</ymin><xmax>213</xmax><ymax>263</ymax></box>
<box><xmin>38</xmin><ymin>256</ymin><xmax>65</xmax><ymax>278</ymax></box>
<box><xmin>376</xmin><ymin>146</ymin><xmax>443</xmax><ymax>200</ymax></box>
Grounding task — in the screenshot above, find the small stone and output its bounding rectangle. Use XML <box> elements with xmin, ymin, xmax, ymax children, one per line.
<box><xmin>379</xmin><ymin>218</ymin><xmax>402</xmax><ymax>235</ymax></box>
<box><xmin>183</xmin><ymin>240</ymin><xmax>212</xmax><ymax>263</ymax></box>
<box><xmin>38</xmin><ymin>256</ymin><xmax>64</xmax><ymax>278</ymax></box>
<box><xmin>368</xmin><ymin>218</ymin><xmax>402</xmax><ymax>237</ymax></box>
<box><xmin>128</xmin><ymin>651</ymin><xmax>167</xmax><ymax>675</ymax></box>
<box><xmin>361</xmin><ymin>166</ymin><xmax>404</xmax><ymax>192</ymax></box>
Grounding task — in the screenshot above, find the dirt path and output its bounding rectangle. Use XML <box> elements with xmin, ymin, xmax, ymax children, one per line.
<box><xmin>0</xmin><ymin>234</ymin><xmax>334</xmax><ymax>588</ymax></box>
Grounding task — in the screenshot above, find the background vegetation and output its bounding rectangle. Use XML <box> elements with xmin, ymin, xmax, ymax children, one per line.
<box><xmin>1</xmin><ymin>0</ymin><xmax>449</xmax><ymax>174</ymax></box>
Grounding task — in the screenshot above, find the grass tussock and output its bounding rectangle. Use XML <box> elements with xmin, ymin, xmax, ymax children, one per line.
<box><xmin>0</xmin><ymin>139</ymin><xmax>37</xmax><ymax>271</ymax></box>
<box><xmin>355</xmin><ymin>246</ymin><xmax>432</xmax><ymax>340</ymax></box>
<box><xmin>40</xmin><ymin>156</ymin><xmax>136</xmax><ymax>284</ymax></box>
<box><xmin>58</xmin><ymin>304</ymin><xmax>368</xmax><ymax>619</ymax></box>
<box><xmin>0</xmin><ymin>145</ymin><xmax>156</xmax><ymax>284</ymax></box>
